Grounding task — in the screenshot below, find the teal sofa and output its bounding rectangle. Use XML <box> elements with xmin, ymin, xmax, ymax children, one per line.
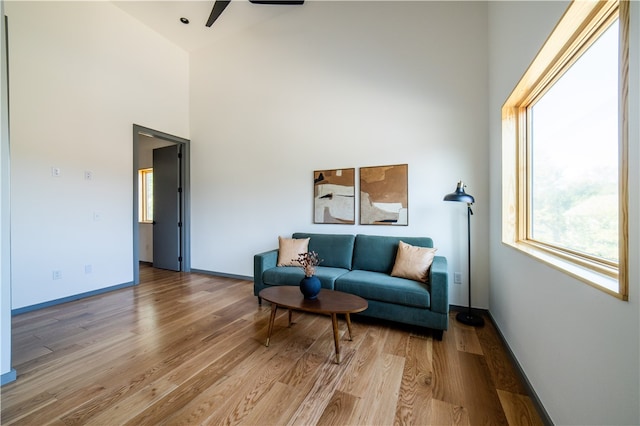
<box><xmin>253</xmin><ymin>233</ymin><xmax>449</xmax><ymax>339</ymax></box>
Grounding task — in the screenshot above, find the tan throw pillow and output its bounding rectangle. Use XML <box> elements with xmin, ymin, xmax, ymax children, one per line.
<box><xmin>276</xmin><ymin>237</ymin><xmax>310</xmax><ymax>267</ymax></box>
<box><xmin>390</xmin><ymin>241</ymin><xmax>437</xmax><ymax>283</ymax></box>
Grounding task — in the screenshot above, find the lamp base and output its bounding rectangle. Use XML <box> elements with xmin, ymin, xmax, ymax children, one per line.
<box><xmin>456</xmin><ymin>310</ymin><xmax>485</xmax><ymax>327</ymax></box>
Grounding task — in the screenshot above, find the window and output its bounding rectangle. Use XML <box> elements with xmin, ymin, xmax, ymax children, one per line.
<box><xmin>139</xmin><ymin>168</ymin><xmax>153</xmax><ymax>223</ymax></box>
<box><xmin>502</xmin><ymin>0</ymin><xmax>629</xmax><ymax>299</ymax></box>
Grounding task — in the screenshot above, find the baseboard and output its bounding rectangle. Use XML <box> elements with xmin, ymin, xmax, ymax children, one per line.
<box><xmin>1</xmin><ymin>368</ymin><xmax>16</xmax><ymax>386</ymax></box>
<box><xmin>11</xmin><ymin>281</ymin><xmax>136</xmax><ymax>316</ymax></box>
<box><xmin>190</xmin><ymin>268</ymin><xmax>252</xmax><ymax>281</ymax></box>
<box><xmin>486</xmin><ymin>312</ymin><xmax>554</xmax><ymax>426</ymax></box>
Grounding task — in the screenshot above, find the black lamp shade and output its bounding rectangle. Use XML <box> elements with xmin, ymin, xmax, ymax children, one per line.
<box><xmin>444</xmin><ymin>181</ymin><xmax>475</xmax><ymax>204</ymax></box>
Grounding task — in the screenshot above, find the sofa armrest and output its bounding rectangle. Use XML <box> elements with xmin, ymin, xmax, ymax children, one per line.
<box><xmin>253</xmin><ymin>249</ymin><xmax>278</xmax><ymax>296</ymax></box>
<box><xmin>429</xmin><ymin>256</ymin><xmax>449</xmax><ymax>314</ymax></box>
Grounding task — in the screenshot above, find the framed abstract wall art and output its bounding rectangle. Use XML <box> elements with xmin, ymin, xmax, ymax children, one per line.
<box><xmin>313</xmin><ymin>168</ymin><xmax>355</xmax><ymax>224</ymax></box>
<box><xmin>360</xmin><ymin>164</ymin><xmax>408</xmax><ymax>225</ymax></box>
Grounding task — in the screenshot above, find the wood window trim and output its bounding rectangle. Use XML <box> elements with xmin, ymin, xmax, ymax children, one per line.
<box><xmin>139</xmin><ymin>168</ymin><xmax>153</xmax><ymax>224</ymax></box>
<box><xmin>501</xmin><ymin>0</ymin><xmax>629</xmax><ymax>300</ymax></box>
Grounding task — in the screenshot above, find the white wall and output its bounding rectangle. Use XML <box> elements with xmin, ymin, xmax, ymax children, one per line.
<box><xmin>1</xmin><ymin>0</ymin><xmax>15</xmax><ymax>383</ymax></box>
<box><xmin>6</xmin><ymin>1</ymin><xmax>189</xmax><ymax>309</ymax></box>
<box><xmin>488</xmin><ymin>2</ymin><xmax>640</xmax><ymax>425</ymax></box>
<box><xmin>190</xmin><ymin>1</ymin><xmax>490</xmax><ymax>307</ymax></box>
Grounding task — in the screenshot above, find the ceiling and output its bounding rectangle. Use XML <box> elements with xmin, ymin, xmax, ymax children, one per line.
<box><xmin>113</xmin><ymin>1</ymin><xmax>304</xmax><ymax>52</ymax></box>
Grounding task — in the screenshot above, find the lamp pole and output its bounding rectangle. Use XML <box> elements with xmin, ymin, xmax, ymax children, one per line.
<box><xmin>444</xmin><ymin>181</ymin><xmax>484</xmax><ymax>327</ymax></box>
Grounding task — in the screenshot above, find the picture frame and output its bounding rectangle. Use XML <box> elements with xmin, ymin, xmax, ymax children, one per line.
<box><xmin>359</xmin><ymin>164</ymin><xmax>408</xmax><ymax>225</ymax></box>
<box><xmin>313</xmin><ymin>168</ymin><xmax>355</xmax><ymax>224</ymax></box>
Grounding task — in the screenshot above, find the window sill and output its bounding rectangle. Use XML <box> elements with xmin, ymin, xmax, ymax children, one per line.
<box><xmin>503</xmin><ymin>240</ymin><xmax>626</xmax><ymax>301</ymax></box>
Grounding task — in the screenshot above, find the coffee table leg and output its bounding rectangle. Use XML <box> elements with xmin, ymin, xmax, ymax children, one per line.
<box><xmin>266</xmin><ymin>304</ymin><xmax>278</xmax><ymax>347</ymax></box>
<box><xmin>331</xmin><ymin>313</ymin><xmax>340</xmax><ymax>364</ymax></box>
<box><xmin>288</xmin><ymin>309</ymin><xmax>293</xmax><ymax>327</ymax></box>
<box><xmin>345</xmin><ymin>313</ymin><xmax>353</xmax><ymax>341</ymax></box>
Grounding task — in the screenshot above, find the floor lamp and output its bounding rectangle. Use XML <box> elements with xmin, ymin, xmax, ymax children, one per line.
<box><xmin>444</xmin><ymin>181</ymin><xmax>484</xmax><ymax>327</ymax></box>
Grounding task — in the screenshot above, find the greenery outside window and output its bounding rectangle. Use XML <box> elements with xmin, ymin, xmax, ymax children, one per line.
<box><xmin>139</xmin><ymin>168</ymin><xmax>153</xmax><ymax>223</ymax></box>
<box><xmin>502</xmin><ymin>0</ymin><xmax>629</xmax><ymax>299</ymax></box>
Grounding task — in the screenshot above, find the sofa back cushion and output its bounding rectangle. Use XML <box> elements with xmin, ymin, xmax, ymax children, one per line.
<box><xmin>292</xmin><ymin>233</ymin><xmax>356</xmax><ymax>270</ymax></box>
<box><xmin>352</xmin><ymin>234</ymin><xmax>434</xmax><ymax>273</ymax></box>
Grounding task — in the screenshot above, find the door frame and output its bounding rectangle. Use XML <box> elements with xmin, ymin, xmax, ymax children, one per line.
<box><xmin>132</xmin><ymin>124</ymin><xmax>191</xmax><ymax>284</ymax></box>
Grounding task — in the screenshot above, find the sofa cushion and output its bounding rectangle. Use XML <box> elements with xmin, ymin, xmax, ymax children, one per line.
<box><xmin>335</xmin><ymin>270</ymin><xmax>430</xmax><ymax>309</ymax></box>
<box><xmin>276</xmin><ymin>237</ymin><xmax>309</xmax><ymax>267</ymax></box>
<box><xmin>352</xmin><ymin>234</ymin><xmax>434</xmax><ymax>273</ymax></box>
<box><xmin>263</xmin><ymin>266</ymin><xmax>349</xmax><ymax>290</ymax></box>
<box><xmin>292</xmin><ymin>233</ymin><xmax>355</xmax><ymax>270</ymax></box>
<box><xmin>391</xmin><ymin>241</ymin><xmax>437</xmax><ymax>283</ymax></box>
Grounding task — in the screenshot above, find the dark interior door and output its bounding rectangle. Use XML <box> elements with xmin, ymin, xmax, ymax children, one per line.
<box><xmin>153</xmin><ymin>144</ymin><xmax>181</xmax><ymax>271</ymax></box>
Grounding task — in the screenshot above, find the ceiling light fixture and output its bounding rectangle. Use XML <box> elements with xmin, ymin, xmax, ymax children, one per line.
<box><xmin>180</xmin><ymin>17</ymin><xmax>189</xmax><ymax>24</ymax></box>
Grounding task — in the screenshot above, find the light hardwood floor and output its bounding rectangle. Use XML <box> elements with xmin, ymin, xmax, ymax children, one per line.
<box><xmin>1</xmin><ymin>265</ymin><xmax>545</xmax><ymax>425</ymax></box>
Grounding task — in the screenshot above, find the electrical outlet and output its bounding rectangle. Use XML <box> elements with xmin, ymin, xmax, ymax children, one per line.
<box><xmin>454</xmin><ymin>272</ymin><xmax>462</xmax><ymax>284</ymax></box>
<box><xmin>84</xmin><ymin>171</ymin><xmax>93</xmax><ymax>181</ymax></box>
<box><xmin>51</xmin><ymin>167</ymin><xmax>61</xmax><ymax>177</ymax></box>
<box><xmin>52</xmin><ymin>270</ymin><xmax>62</xmax><ymax>280</ymax></box>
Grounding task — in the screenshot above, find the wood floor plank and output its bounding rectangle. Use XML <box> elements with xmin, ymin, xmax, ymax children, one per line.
<box><xmin>429</xmin><ymin>398</ymin><xmax>470</xmax><ymax>426</ymax></box>
<box><xmin>395</xmin><ymin>335</ymin><xmax>433</xmax><ymax>425</ymax></box>
<box><xmin>285</xmin><ymin>349</ymin><xmax>357</xmax><ymax>426</ymax></box>
<box><xmin>70</xmin><ymin>377</ymin><xmax>179</xmax><ymax>426</ymax></box>
<box><xmin>316</xmin><ymin>390</ymin><xmax>360</xmax><ymax>426</ymax></box>
<box><xmin>3</xmin><ymin>330</ymin><xmax>139</xmax><ymax>408</ymax></box>
<box><xmin>236</xmin><ymin>381</ymin><xmax>304</xmax><ymax>426</ymax></box>
<box><xmin>347</xmin><ymin>352</ymin><xmax>405</xmax><ymax>425</ymax></box>
<box><xmin>10</xmin><ymin>342</ymin><xmax>53</xmax><ymax>367</ymax></box>
<box><xmin>121</xmin><ymin>338</ymin><xmax>259</xmax><ymax>426</ymax></box>
<box><xmin>497</xmin><ymin>389</ymin><xmax>545</xmax><ymax>426</ymax></box>
<box><xmin>383</xmin><ymin>325</ymin><xmax>410</xmax><ymax>357</ymax></box>
<box><xmin>162</xmin><ymin>313</ymin><xmax>328</xmax><ymax>425</ymax></box>
<box><xmin>335</xmin><ymin>326</ymin><xmax>387</xmax><ymax>398</ymax></box>
<box><xmin>165</xmin><ymin>319</ymin><xmax>257</xmax><ymax>386</ymax></box>
<box><xmin>431</xmin><ymin>314</ymin><xmax>466</xmax><ymax>406</ymax></box>
<box><xmin>1</xmin><ymin>266</ymin><xmax>544</xmax><ymax>425</ymax></box>
<box><xmin>0</xmin><ymin>389</ymin><xmax>57</xmax><ymax>425</ymax></box>
<box><xmin>57</xmin><ymin>317</ymin><xmax>248</xmax><ymax>425</ymax></box>
<box><xmin>190</xmin><ymin>331</ymin><xmax>325</xmax><ymax>424</ymax></box>
<box><xmin>4</xmin><ymin>384</ymin><xmax>106</xmax><ymax>426</ymax></box>
<box><xmin>454</xmin><ymin>321</ymin><xmax>484</xmax><ymax>355</ymax></box>
<box><xmin>458</xmin><ymin>351</ymin><xmax>509</xmax><ymax>426</ymax></box>
<box><xmin>476</xmin><ymin>316</ymin><xmax>530</xmax><ymax>395</ymax></box>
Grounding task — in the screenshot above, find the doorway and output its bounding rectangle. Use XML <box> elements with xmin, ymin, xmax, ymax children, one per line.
<box><xmin>132</xmin><ymin>124</ymin><xmax>190</xmax><ymax>284</ymax></box>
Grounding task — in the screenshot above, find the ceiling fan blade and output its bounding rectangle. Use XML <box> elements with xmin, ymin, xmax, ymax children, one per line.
<box><xmin>206</xmin><ymin>0</ymin><xmax>231</xmax><ymax>27</ymax></box>
<box><xmin>249</xmin><ymin>0</ymin><xmax>304</xmax><ymax>4</ymax></box>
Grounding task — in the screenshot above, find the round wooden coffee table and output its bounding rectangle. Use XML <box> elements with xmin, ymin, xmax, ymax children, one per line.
<box><xmin>258</xmin><ymin>286</ymin><xmax>368</xmax><ymax>364</ymax></box>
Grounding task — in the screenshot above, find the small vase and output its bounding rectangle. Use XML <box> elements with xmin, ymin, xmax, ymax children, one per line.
<box><xmin>299</xmin><ymin>275</ymin><xmax>321</xmax><ymax>300</ymax></box>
